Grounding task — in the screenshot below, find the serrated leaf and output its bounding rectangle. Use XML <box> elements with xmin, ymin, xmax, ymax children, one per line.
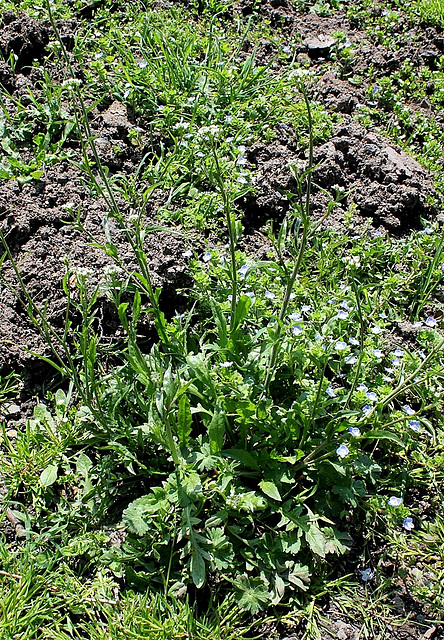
<box><xmin>306</xmin><ymin>524</ymin><xmax>326</xmax><ymax>558</ymax></box>
<box><xmin>288</xmin><ymin>564</ymin><xmax>311</xmax><ymax>591</ymax></box>
<box><xmin>259</xmin><ymin>480</ymin><xmax>281</xmax><ymax>502</ymax></box>
<box><xmin>40</xmin><ymin>464</ymin><xmax>58</xmax><ymax>487</ymax></box>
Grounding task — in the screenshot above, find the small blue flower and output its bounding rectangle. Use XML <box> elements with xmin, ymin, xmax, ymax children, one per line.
<box><xmin>237</xmin><ymin>157</ymin><xmax>248</xmax><ymax>166</ymax></box>
<box><xmin>337</xmin><ymin>310</ymin><xmax>349</xmax><ymax>319</ymax></box>
<box><xmin>357</xmin><ymin>383</ymin><xmax>368</xmax><ymax>392</ymax></box>
<box><xmin>288</xmin><ymin>312</ymin><xmax>302</xmax><ymax>321</ymax></box>
<box><xmin>372</xmin><ymin>349</ymin><xmax>383</xmax><ymax>358</ymax></box>
<box><xmin>326</xmin><ymin>385</ymin><xmax>336</xmax><ymax>398</ymax></box>
<box><xmin>409</xmin><ymin>420</ymin><xmax>420</xmax><ymax>432</ymax></box>
<box><xmin>203</xmin><ymin>251</ymin><xmax>212</xmax><ymax>263</ymax></box>
<box><xmin>371</xmin><ymin>326</ymin><xmax>383</xmax><ymax>335</ymax></box>
<box><xmin>349</xmin><ymin>337</ymin><xmax>360</xmax><ymax>346</ymax></box>
<box><xmin>403</xmin><ymin>517</ymin><xmax>414</xmax><ymax>531</ymax></box>
<box><xmin>239</xmin><ymin>264</ymin><xmax>249</xmax><ymax>278</ymax></box>
<box><xmin>237</xmin><ymin>176</ymin><xmax>248</xmax><ymax>184</ymax></box>
<box><xmin>393</xmin><ymin>348</ymin><xmax>404</xmax><ymax>357</ymax></box>
<box><xmin>264</xmin><ymin>290</ymin><xmax>275</xmax><ymax>300</ymax></box>
<box><xmin>402</xmin><ymin>404</ymin><xmax>415</xmax><ymax>416</ymax></box>
<box><xmin>345</xmin><ymin>355</ymin><xmax>358</xmax><ymax>365</ymax></box>
<box><xmin>182</xmin><ymin>249</ymin><xmax>193</xmax><ymax>258</ymax></box>
<box><xmin>413</xmin><ymin>321</ymin><xmax>423</xmax><ymax>328</ymax></box>
<box><xmin>292</xmin><ymin>324</ymin><xmax>303</xmax><ymax>336</ymax></box>
<box><xmin>366</xmin><ymin>391</ymin><xmax>378</xmax><ymax>402</ymax></box>
<box><xmin>336</xmin><ymin>341</ymin><xmax>348</xmax><ymax>351</ymax></box>
<box><xmin>282</xmin><ymin>45</ymin><xmax>291</xmax><ymax>53</ymax></box>
<box><xmin>220</xmin><ymin>361</ymin><xmax>233</xmax><ymax>368</ymax></box>
<box><xmin>361</xmin><ymin>568</ymin><xmax>374</xmax><ymax>582</ymax></box>
<box><xmin>349</xmin><ymin>427</ymin><xmax>361</xmax><ymax>437</ymax></box>
<box><xmin>336</xmin><ymin>444</ymin><xmax>349</xmax><ymax>459</ymax></box>
<box><xmin>388</xmin><ymin>496</ymin><xmax>402</xmax><ymax>507</ymax></box>
<box><xmin>301</xmin><ymin>304</ymin><xmax>311</xmax><ymax>313</ymax></box>
<box><xmin>425</xmin><ymin>316</ymin><xmax>437</xmax><ymax>328</ymax></box>
<box><xmin>362</xmin><ymin>405</ymin><xmax>372</xmax><ymax>415</ymax></box>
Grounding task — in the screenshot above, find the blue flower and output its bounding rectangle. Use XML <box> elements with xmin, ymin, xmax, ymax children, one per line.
<box><xmin>361</xmin><ymin>568</ymin><xmax>374</xmax><ymax>582</ymax></box>
<box><xmin>239</xmin><ymin>264</ymin><xmax>249</xmax><ymax>278</ymax></box>
<box><xmin>337</xmin><ymin>310</ymin><xmax>349</xmax><ymax>319</ymax></box>
<box><xmin>403</xmin><ymin>517</ymin><xmax>414</xmax><ymax>531</ymax></box>
<box><xmin>372</xmin><ymin>349</ymin><xmax>383</xmax><ymax>358</ymax></box>
<box><xmin>203</xmin><ymin>251</ymin><xmax>212</xmax><ymax>263</ymax></box>
<box><xmin>371</xmin><ymin>326</ymin><xmax>383</xmax><ymax>335</ymax></box>
<box><xmin>326</xmin><ymin>385</ymin><xmax>336</xmax><ymax>398</ymax></box>
<box><xmin>345</xmin><ymin>355</ymin><xmax>358</xmax><ymax>365</ymax></box>
<box><xmin>393</xmin><ymin>348</ymin><xmax>404</xmax><ymax>357</ymax></box>
<box><xmin>291</xmin><ymin>325</ymin><xmax>303</xmax><ymax>336</ymax></box>
<box><xmin>220</xmin><ymin>361</ymin><xmax>233</xmax><ymax>368</ymax></box>
<box><xmin>335</xmin><ymin>341</ymin><xmax>348</xmax><ymax>351</ymax></box>
<box><xmin>288</xmin><ymin>312</ymin><xmax>302</xmax><ymax>321</ymax></box>
<box><xmin>388</xmin><ymin>496</ymin><xmax>402</xmax><ymax>507</ymax></box>
<box><xmin>362</xmin><ymin>405</ymin><xmax>372</xmax><ymax>415</ymax></box>
<box><xmin>349</xmin><ymin>337</ymin><xmax>360</xmax><ymax>346</ymax></box>
<box><xmin>402</xmin><ymin>404</ymin><xmax>415</xmax><ymax>416</ymax></box>
<box><xmin>425</xmin><ymin>316</ymin><xmax>437</xmax><ymax>328</ymax></box>
<box><xmin>336</xmin><ymin>444</ymin><xmax>349</xmax><ymax>459</ymax></box>
<box><xmin>357</xmin><ymin>384</ymin><xmax>368</xmax><ymax>392</ymax></box>
<box><xmin>264</xmin><ymin>290</ymin><xmax>275</xmax><ymax>300</ymax></box>
<box><xmin>349</xmin><ymin>427</ymin><xmax>361</xmax><ymax>437</ymax></box>
<box><xmin>409</xmin><ymin>420</ymin><xmax>420</xmax><ymax>432</ymax></box>
<box><xmin>366</xmin><ymin>391</ymin><xmax>378</xmax><ymax>402</ymax></box>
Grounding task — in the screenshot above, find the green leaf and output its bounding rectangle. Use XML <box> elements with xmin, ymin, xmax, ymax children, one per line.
<box><xmin>305</xmin><ymin>524</ymin><xmax>326</xmax><ymax>558</ymax></box>
<box><xmin>259</xmin><ymin>480</ymin><xmax>282</xmax><ymax>502</ymax></box>
<box><xmin>208</xmin><ymin>404</ymin><xmax>225</xmax><ymax>454</ymax></box>
<box><xmin>209</xmin><ymin>297</ymin><xmax>227</xmax><ymax>348</ymax></box>
<box><xmin>133</xmin><ymin>290</ymin><xmax>141</xmax><ymax>325</ymax></box>
<box><xmin>222</xmin><ymin>448</ymin><xmax>259</xmax><ymax>470</ymax></box>
<box><xmin>364</xmin><ymin>430</ymin><xmax>404</xmax><ymax>446</ymax></box>
<box><xmin>40</xmin><ymin>464</ymin><xmax>58</xmax><ymax>487</ymax></box>
<box><xmin>190</xmin><ymin>549</ymin><xmax>206</xmax><ymax>588</ymax></box>
<box><xmin>177</xmin><ymin>394</ymin><xmax>192</xmax><ymax>447</ymax></box>
<box><xmin>76</xmin><ymin>453</ymin><xmax>93</xmax><ymax>477</ymax></box>
<box><xmin>233</xmin><ymin>295</ymin><xmax>251</xmax><ymax>331</ymax></box>
<box><xmin>288</xmin><ymin>564</ymin><xmax>311</xmax><ymax>591</ymax></box>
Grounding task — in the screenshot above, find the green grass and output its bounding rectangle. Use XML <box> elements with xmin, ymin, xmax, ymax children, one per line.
<box><xmin>1</xmin><ymin>0</ymin><xmax>444</xmax><ymax>637</ymax></box>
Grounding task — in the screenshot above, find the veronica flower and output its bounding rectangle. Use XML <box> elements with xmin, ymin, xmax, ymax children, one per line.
<box><xmin>409</xmin><ymin>420</ymin><xmax>420</xmax><ymax>432</ymax></box>
<box><xmin>425</xmin><ymin>316</ymin><xmax>437</xmax><ymax>328</ymax></box>
<box><xmin>366</xmin><ymin>391</ymin><xmax>378</xmax><ymax>402</ymax></box>
<box><xmin>301</xmin><ymin>304</ymin><xmax>311</xmax><ymax>313</ymax></box>
<box><xmin>402</xmin><ymin>404</ymin><xmax>415</xmax><ymax>416</ymax></box>
<box><xmin>220</xmin><ymin>361</ymin><xmax>233</xmax><ymax>368</ymax></box>
<box><xmin>345</xmin><ymin>355</ymin><xmax>358</xmax><ymax>365</ymax></box>
<box><xmin>391</xmin><ymin>358</ymin><xmax>401</xmax><ymax>367</ymax></box>
<box><xmin>413</xmin><ymin>321</ymin><xmax>423</xmax><ymax>328</ymax></box>
<box><xmin>361</xmin><ymin>568</ymin><xmax>374</xmax><ymax>582</ymax></box>
<box><xmin>393</xmin><ymin>348</ymin><xmax>404</xmax><ymax>357</ymax></box>
<box><xmin>336</xmin><ymin>444</ymin><xmax>349</xmax><ymax>458</ymax></box>
<box><xmin>336</xmin><ymin>341</ymin><xmax>348</xmax><ymax>351</ymax></box>
<box><xmin>349</xmin><ymin>337</ymin><xmax>360</xmax><ymax>346</ymax></box>
<box><xmin>388</xmin><ymin>496</ymin><xmax>402</xmax><ymax>507</ymax></box>
<box><xmin>362</xmin><ymin>405</ymin><xmax>372</xmax><ymax>415</ymax></box>
<box><xmin>239</xmin><ymin>265</ymin><xmax>249</xmax><ymax>278</ymax></box>
<box><xmin>349</xmin><ymin>427</ymin><xmax>361</xmax><ymax>437</ymax></box>
<box><xmin>264</xmin><ymin>290</ymin><xmax>275</xmax><ymax>300</ymax></box>
<box><xmin>326</xmin><ymin>385</ymin><xmax>336</xmax><ymax>398</ymax></box>
<box><xmin>292</xmin><ymin>325</ymin><xmax>303</xmax><ymax>336</ymax></box>
<box><xmin>371</xmin><ymin>326</ymin><xmax>383</xmax><ymax>335</ymax></box>
<box><xmin>403</xmin><ymin>517</ymin><xmax>414</xmax><ymax>531</ymax></box>
<box><xmin>357</xmin><ymin>384</ymin><xmax>368</xmax><ymax>392</ymax></box>
<box><xmin>337</xmin><ymin>310</ymin><xmax>349</xmax><ymax>319</ymax></box>
<box><xmin>183</xmin><ymin>249</ymin><xmax>193</xmax><ymax>258</ymax></box>
<box><xmin>203</xmin><ymin>251</ymin><xmax>212</xmax><ymax>263</ymax></box>
<box><xmin>372</xmin><ymin>349</ymin><xmax>383</xmax><ymax>358</ymax></box>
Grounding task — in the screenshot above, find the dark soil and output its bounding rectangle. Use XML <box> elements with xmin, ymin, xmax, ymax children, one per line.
<box><xmin>0</xmin><ymin>5</ymin><xmax>443</xmax><ymax>638</ymax></box>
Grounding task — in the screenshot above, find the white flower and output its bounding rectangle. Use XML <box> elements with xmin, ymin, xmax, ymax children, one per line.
<box><xmin>291</xmin><ymin>325</ymin><xmax>303</xmax><ymax>336</ymax></box>
<box><xmin>425</xmin><ymin>316</ymin><xmax>437</xmax><ymax>328</ymax></box>
<box><xmin>220</xmin><ymin>361</ymin><xmax>233</xmax><ymax>368</ymax></box>
<box><xmin>335</xmin><ymin>341</ymin><xmax>348</xmax><ymax>351</ymax></box>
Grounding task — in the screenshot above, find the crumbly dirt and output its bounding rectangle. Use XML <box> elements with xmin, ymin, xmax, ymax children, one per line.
<box><xmin>0</xmin><ymin>5</ymin><xmax>443</xmax><ymax>637</ymax></box>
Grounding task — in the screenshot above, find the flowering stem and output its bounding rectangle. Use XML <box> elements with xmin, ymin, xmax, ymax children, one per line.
<box><xmin>212</xmin><ymin>146</ymin><xmax>238</xmax><ymax>334</ymax></box>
